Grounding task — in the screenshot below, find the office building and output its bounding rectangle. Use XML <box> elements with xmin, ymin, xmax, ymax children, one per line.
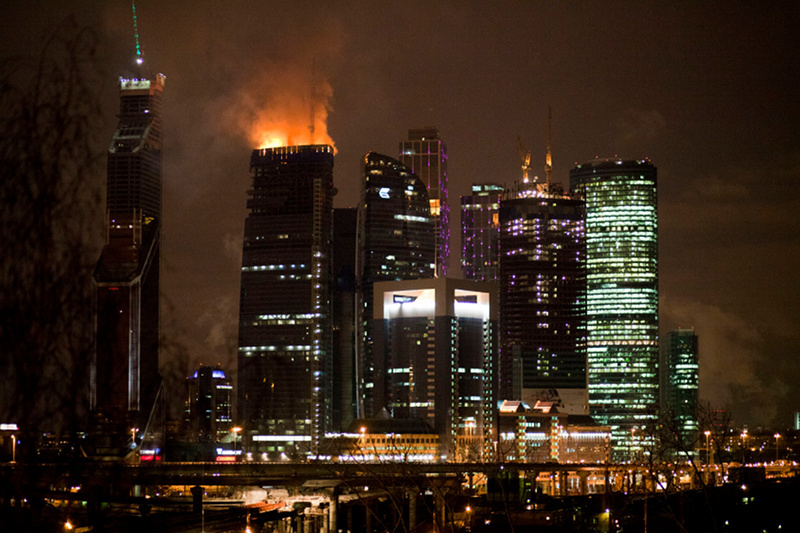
<box><xmin>662</xmin><ymin>329</ymin><xmax>699</xmax><ymax>453</ymax></box>
<box><xmin>320</xmin><ymin>416</ymin><xmax>440</xmax><ymax>463</ymax></box>
<box><xmin>185</xmin><ymin>365</ymin><xmax>234</xmax><ymax>442</ymax></box>
<box><xmin>461</xmin><ymin>183</ymin><xmax>504</xmax><ymax>282</ymax></box>
<box><xmin>372</xmin><ymin>278</ymin><xmax>497</xmax><ymax>460</ymax></box>
<box><xmin>237</xmin><ymin>144</ymin><xmax>334</xmax><ymax>457</ymax></box>
<box><xmin>356</xmin><ymin>153</ymin><xmax>435</xmax><ymax>418</ymax></box>
<box><xmin>498</xmin><ymin>400</ymin><xmax>609</xmax><ymax>464</ymax></box>
<box><xmin>399</xmin><ymin>128</ymin><xmax>450</xmax><ymax>277</ymax></box>
<box><xmin>91</xmin><ymin>73</ymin><xmax>165</xmax><ymax>453</ymax></box>
<box><xmin>332</xmin><ymin>207</ymin><xmax>358</xmax><ymax>431</ymax></box>
<box><xmin>498</xmin><ymin>182</ymin><xmax>587</xmax><ymax>414</ymax></box>
<box><xmin>569</xmin><ymin>159</ymin><xmax>659</xmax><ymax>457</ymax></box>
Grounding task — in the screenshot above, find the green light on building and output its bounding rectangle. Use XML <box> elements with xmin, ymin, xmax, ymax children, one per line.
<box><xmin>570</xmin><ymin>159</ymin><xmax>658</xmax><ymax>459</ymax></box>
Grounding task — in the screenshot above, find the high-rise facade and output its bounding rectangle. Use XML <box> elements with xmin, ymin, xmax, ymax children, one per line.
<box><xmin>237</xmin><ymin>145</ymin><xmax>334</xmax><ymax>457</ymax></box>
<box><xmin>662</xmin><ymin>329</ymin><xmax>699</xmax><ymax>453</ymax></box>
<box><xmin>498</xmin><ymin>184</ymin><xmax>587</xmax><ymax>413</ymax></box>
<box><xmin>356</xmin><ymin>153</ymin><xmax>435</xmax><ymax>418</ymax></box>
<box><xmin>461</xmin><ymin>183</ymin><xmax>504</xmax><ymax>282</ymax></box>
<box><xmin>373</xmin><ymin>278</ymin><xmax>497</xmax><ymax>460</ymax></box>
<box><xmin>332</xmin><ymin>207</ymin><xmax>358</xmax><ymax>431</ymax></box>
<box><xmin>185</xmin><ymin>365</ymin><xmax>234</xmax><ymax>443</ymax></box>
<box><xmin>569</xmin><ymin>159</ymin><xmax>658</xmax><ymax>456</ymax></box>
<box><xmin>399</xmin><ymin>128</ymin><xmax>450</xmax><ymax>277</ymax></box>
<box><xmin>92</xmin><ymin>74</ymin><xmax>165</xmax><ymax>452</ymax></box>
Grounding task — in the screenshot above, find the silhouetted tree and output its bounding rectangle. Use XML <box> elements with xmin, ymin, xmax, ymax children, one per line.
<box><xmin>0</xmin><ymin>18</ymin><xmax>104</xmax><ymax>456</ymax></box>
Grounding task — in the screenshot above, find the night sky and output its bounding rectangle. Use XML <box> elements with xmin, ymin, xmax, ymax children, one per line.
<box><xmin>3</xmin><ymin>1</ymin><xmax>798</xmax><ymax>428</ymax></box>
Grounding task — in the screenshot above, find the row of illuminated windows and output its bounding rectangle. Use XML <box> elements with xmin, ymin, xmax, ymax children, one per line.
<box><xmin>587</xmin><ymin>270</ymin><xmax>657</xmax><ymax>279</ymax></box>
<box><xmin>587</xmin><ymin>236</ymin><xmax>656</xmax><ymax>244</ymax></box>
<box><xmin>586</xmin><ymin>303</ymin><xmax>658</xmax><ymax>312</ymax></box>
<box><xmin>587</xmin><ymin>365</ymin><xmax>658</xmax><ymax>375</ymax></box>
<box><xmin>242</xmin><ymin>263</ymin><xmax>308</xmax><ymax>272</ymax></box>
<box><xmin>586</xmin><ymin>220</ymin><xmax>655</xmax><ymax>229</ymax></box>
<box><xmin>586</xmin><ymin>338</ymin><xmax>658</xmax><ymax>346</ymax></box>
<box><xmin>587</xmin><ymin>291</ymin><xmax>657</xmax><ymax>300</ymax></box>
<box><xmin>587</xmin><ymin>211</ymin><xmax>655</xmax><ymax>222</ymax></box>
<box><xmin>586</xmin><ymin>270</ymin><xmax>656</xmax><ymax>280</ymax></box>
<box><xmin>587</xmin><ymin>288</ymin><xmax>657</xmax><ymax>297</ymax></box>
<box><xmin>585</xmin><ymin>322</ymin><xmax>658</xmax><ymax>330</ymax></box>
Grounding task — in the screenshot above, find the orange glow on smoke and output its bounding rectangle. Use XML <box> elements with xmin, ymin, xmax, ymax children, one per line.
<box><xmin>246</xmin><ymin>76</ymin><xmax>336</xmax><ymax>151</ymax></box>
<box><xmin>251</xmin><ymin>108</ymin><xmax>335</xmax><ymax>150</ymax></box>
<box><xmin>222</xmin><ymin>63</ymin><xmax>337</xmax><ymax>152</ymax></box>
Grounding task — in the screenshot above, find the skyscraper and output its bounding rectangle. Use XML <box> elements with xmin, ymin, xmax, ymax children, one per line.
<box><xmin>461</xmin><ymin>183</ymin><xmax>504</xmax><ymax>282</ymax></box>
<box><xmin>662</xmin><ymin>329</ymin><xmax>699</xmax><ymax>454</ymax></box>
<box><xmin>237</xmin><ymin>144</ymin><xmax>334</xmax><ymax>457</ymax></box>
<box><xmin>373</xmin><ymin>278</ymin><xmax>497</xmax><ymax>460</ymax></box>
<box><xmin>92</xmin><ymin>73</ymin><xmax>165</xmax><ymax>452</ymax></box>
<box><xmin>356</xmin><ymin>152</ymin><xmax>435</xmax><ymax>418</ymax></box>
<box><xmin>569</xmin><ymin>159</ymin><xmax>659</xmax><ymax>456</ymax></box>
<box><xmin>399</xmin><ymin>128</ymin><xmax>450</xmax><ymax>277</ymax></box>
<box><xmin>498</xmin><ymin>183</ymin><xmax>587</xmax><ymax>413</ymax></box>
<box><xmin>185</xmin><ymin>365</ymin><xmax>234</xmax><ymax>443</ymax></box>
<box><xmin>332</xmin><ymin>207</ymin><xmax>358</xmax><ymax>431</ymax></box>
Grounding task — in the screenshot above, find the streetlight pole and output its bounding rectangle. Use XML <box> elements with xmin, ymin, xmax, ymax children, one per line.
<box><xmin>10</xmin><ymin>434</ymin><xmax>15</xmax><ymax>463</ymax></box>
<box><xmin>704</xmin><ymin>430</ymin><xmax>711</xmax><ymax>466</ymax></box>
<box><xmin>740</xmin><ymin>430</ymin><xmax>748</xmax><ymax>464</ymax></box>
<box><xmin>774</xmin><ymin>433</ymin><xmax>781</xmax><ymax>463</ymax></box>
<box><xmin>232</xmin><ymin>427</ymin><xmax>242</xmax><ymax>454</ymax></box>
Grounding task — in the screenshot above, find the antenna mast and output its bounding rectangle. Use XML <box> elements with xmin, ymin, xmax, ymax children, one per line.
<box><xmin>132</xmin><ymin>1</ymin><xmax>143</xmax><ymax>65</ymax></box>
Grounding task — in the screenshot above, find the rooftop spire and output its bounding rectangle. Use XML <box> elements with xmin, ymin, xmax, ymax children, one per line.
<box><xmin>132</xmin><ymin>1</ymin><xmax>143</xmax><ymax>65</ymax></box>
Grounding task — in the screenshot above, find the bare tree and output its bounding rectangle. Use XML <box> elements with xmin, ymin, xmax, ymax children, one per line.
<box><xmin>0</xmin><ymin>18</ymin><xmax>104</xmax><ymax>456</ymax></box>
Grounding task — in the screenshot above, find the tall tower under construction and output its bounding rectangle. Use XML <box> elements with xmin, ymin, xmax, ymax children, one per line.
<box><xmin>92</xmin><ymin>72</ymin><xmax>165</xmax><ymax>454</ymax></box>
<box><xmin>237</xmin><ymin>145</ymin><xmax>335</xmax><ymax>457</ymax></box>
<box><xmin>498</xmin><ymin>177</ymin><xmax>587</xmax><ymax>413</ymax></box>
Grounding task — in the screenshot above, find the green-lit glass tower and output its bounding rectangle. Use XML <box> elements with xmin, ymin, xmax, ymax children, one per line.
<box><xmin>662</xmin><ymin>329</ymin><xmax>699</xmax><ymax>456</ymax></box>
<box><xmin>570</xmin><ymin>159</ymin><xmax>658</xmax><ymax>458</ymax></box>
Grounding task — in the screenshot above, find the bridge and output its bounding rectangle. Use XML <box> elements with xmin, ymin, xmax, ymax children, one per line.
<box><xmin>3</xmin><ymin>460</ymin><xmax>795</xmax><ymax>532</ymax></box>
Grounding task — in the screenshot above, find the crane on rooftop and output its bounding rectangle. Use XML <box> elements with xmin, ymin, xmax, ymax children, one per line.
<box><xmin>518</xmin><ymin>136</ymin><xmax>532</xmax><ymax>184</ymax></box>
<box><xmin>544</xmin><ymin>106</ymin><xmax>553</xmax><ymax>189</ymax></box>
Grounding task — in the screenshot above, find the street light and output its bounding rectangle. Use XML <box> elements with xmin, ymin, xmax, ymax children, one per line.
<box><xmin>774</xmin><ymin>433</ymin><xmax>781</xmax><ymax>463</ymax></box>
<box><xmin>359</xmin><ymin>426</ymin><xmax>367</xmax><ymax>459</ymax></box>
<box><xmin>740</xmin><ymin>430</ymin><xmax>748</xmax><ymax>464</ymax></box>
<box><xmin>704</xmin><ymin>430</ymin><xmax>711</xmax><ymax>466</ymax></box>
<box><xmin>232</xmin><ymin>426</ymin><xmax>242</xmax><ymax>452</ymax></box>
<box><xmin>10</xmin><ymin>434</ymin><xmax>15</xmax><ymax>463</ymax></box>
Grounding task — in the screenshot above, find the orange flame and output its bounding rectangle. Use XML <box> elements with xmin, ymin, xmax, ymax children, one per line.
<box><xmin>251</xmin><ymin>93</ymin><xmax>335</xmax><ymax>150</ymax></box>
<box><xmin>225</xmin><ymin>67</ymin><xmax>336</xmax><ymax>152</ymax></box>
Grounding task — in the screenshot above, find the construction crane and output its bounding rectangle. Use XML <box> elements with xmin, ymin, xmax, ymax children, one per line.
<box><xmin>517</xmin><ymin>136</ymin><xmax>532</xmax><ymax>184</ymax></box>
<box><xmin>544</xmin><ymin>106</ymin><xmax>553</xmax><ymax>189</ymax></box>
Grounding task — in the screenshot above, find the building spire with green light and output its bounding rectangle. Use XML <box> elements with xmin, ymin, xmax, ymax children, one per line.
<box><xmin>132</xmin><ymin>1</ymin><xmax>143</xmax><ymax>65</ymax></box>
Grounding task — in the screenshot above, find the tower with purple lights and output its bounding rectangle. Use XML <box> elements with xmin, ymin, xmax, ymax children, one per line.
<box><xmin>399</xmin><ymin>128</ymin><xmax>450</xmax><ymax>277</ymax></box>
